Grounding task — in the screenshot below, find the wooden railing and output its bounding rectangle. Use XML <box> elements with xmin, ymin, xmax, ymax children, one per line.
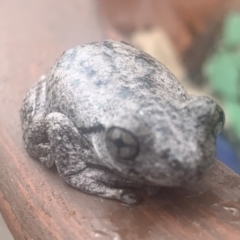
<box><xmin>1</xmin><ymin>1</ymin><xmax>240</xmax><ymax>239</ymax></box>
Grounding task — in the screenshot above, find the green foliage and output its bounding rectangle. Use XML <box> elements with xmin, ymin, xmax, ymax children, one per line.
<box><xmin>223</xmin><ymin>12</ymin><xmax>240</xmax><ymax>49</ymax></box>
<box><xmin>204</xmin><ymin>12</ymin><xmax>240</xmax><ymax>140</ymax></box>
<box><xmin>205</xmin><ymin>51</ymin><xmax>239</xmax><ymax>100</ymax></box>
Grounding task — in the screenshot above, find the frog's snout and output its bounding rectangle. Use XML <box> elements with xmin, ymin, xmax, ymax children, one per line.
<box><xmin>211</xmin><ymin>104</ymin><xmax>225</xmax><ymax>135</ymax></box>
<box><xmin>186</xmin><ymin>96</ymin><xmax>225</xmax><ymax>135</ymax></box>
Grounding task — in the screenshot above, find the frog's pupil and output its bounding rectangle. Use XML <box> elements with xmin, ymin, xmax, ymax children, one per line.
<box><xmin>114</xmin><ymin>138</ymin><xmax>125</xmax><ymax>149</ymax></box>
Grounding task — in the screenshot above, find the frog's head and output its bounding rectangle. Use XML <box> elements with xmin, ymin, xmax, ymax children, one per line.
<box><xmin>102</xmin><ymin>96</ymin><xmax>224</xmax><ymax>186</ymax></box>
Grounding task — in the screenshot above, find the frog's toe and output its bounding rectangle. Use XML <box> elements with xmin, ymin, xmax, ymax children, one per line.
<box><xmin>120</xmin><ymin>190</ymin><xmax>142</xmax><ymax>205</ymax></box>
<box><xmin>37</xmin><ymin>143</ymin><xmax>54</xmax><ymax>168</ymax></box>
<box><xmin>39</xmin><ymin>154</ymin><xmax>54</xmax><ymax>168</ymax></box>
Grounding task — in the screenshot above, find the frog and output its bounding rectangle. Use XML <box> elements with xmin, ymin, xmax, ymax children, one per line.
<box><xmin>20</xmin><ymin>40</ymin><xmax>225</xmax><ymax>204</ymax></box>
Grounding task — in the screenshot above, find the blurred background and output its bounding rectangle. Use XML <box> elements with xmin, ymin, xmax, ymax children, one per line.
<box><xmin>1</xmin><ymin>1</ymin><xmax>240</xmax><ymax>239</ymax></box>
<box><xmin>98</xmin><ymin>0</ymin><xmax>240</xmax><ymax>174</ymax></box>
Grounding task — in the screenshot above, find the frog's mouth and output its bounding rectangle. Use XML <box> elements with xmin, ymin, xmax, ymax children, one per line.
<box><xmin>109</xmin><ymin>144</ymin><xmax>217</xmax><ymax>187</ymax></box>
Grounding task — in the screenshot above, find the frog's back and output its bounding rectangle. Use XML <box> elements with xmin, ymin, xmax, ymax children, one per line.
<box><xmin>46</xmin><ymin>40</ymin><xmax>188</xmax><ymax>128</ymax></box>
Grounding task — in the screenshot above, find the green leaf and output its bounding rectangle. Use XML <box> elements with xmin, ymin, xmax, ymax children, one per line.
<box><xmin>223</xmin><ymin>12</ymin><xmax>240</xmax><ymax>48</ymax></box>
<box><xmin>204</xmin><ymin>51</ymin><xmax>239</xmax><ymax>100</ymax></box>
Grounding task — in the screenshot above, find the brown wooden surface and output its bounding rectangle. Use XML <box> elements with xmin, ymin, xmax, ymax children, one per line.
<box><xmin>1</xmin><ymin>1</ymin><xmax>240</xmax><ymax>240</ymax></box>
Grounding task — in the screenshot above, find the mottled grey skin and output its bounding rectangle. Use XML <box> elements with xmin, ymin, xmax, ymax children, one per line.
<box><xmin>20</xmin><ymin>40</ymin><xmax>224</xmax><ymax>204</ymax></box>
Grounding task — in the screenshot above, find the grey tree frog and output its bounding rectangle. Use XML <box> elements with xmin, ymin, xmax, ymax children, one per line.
<box><xmin>20</xmin><ymin>40</ymin><xmax>224</xmax><ymax>204</ymax></box>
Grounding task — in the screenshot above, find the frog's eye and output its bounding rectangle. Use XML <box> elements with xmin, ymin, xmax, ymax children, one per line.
<box><xmin>106</xmin><ymin>127</ymin><xmax>139</xmax><ymax>161</ymax></box>
<box><xmin>213</xmin><ymin>104</ymin><xmax>225</xmax><ymax>135</ymax></box>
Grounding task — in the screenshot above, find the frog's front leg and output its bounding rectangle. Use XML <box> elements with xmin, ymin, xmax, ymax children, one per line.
<box><xmin>21</xmin><ymin>76</ymin><xmax>54</xmax><ymax>168</ymax></box>
<box><xmin>46</xmin><ymin>112</ymin><xmax>142</xmax><ymax>204</ymax></box>
<box><xmin>22</xmin><ymin>117</ymin><xmax>54</xmax><ymax>168</ymax></box>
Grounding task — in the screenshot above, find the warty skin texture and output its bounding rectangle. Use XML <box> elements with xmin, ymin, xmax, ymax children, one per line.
<box><xmin>20</xmin><ymin>40</ymin><xmax>224</xmax><ymax>204</ymax></box>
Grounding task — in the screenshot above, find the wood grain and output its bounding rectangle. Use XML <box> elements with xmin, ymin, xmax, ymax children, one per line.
<box><xmin>1</xmin><ymin>1</ymin><xmax>240</xmax><ymax>240</ymax></box>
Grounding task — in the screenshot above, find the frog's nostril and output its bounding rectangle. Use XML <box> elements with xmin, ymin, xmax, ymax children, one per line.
<box><xmin>213</xmin><ymin>104</ymin><xmax>225</xmax><ymax>135</ymax></box>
